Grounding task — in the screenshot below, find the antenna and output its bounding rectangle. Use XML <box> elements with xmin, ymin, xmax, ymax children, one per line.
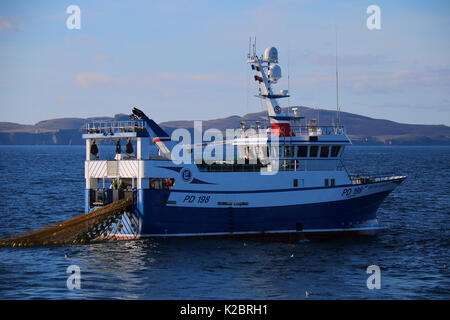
<box><xmin>317</xmin><ymin>106</ymin><xmax>320</xmax><ymax>125</ymax></box>
<box><xmin>335</xmin><ymin>26</ymin><xmax>341</xmax><ymax>127</ymax></box>
<box><xmin>246</xmin><ymin>37</ymin><xmax>252</xmax><ymax>117</ymax></box>
<box><xmin>288</xmin><ymin>43</ymin><xmax>291</xmax><ymax>108</ymax></box>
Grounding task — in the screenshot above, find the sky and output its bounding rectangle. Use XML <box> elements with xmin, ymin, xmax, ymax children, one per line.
<box><xmin>0</xmin><ymin>0</ymin><xmax>449</xmax><ymax>126</ymax></box>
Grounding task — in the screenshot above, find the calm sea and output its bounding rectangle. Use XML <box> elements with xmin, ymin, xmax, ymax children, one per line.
<box><xmin>0</xmin><ymin>145</ymin><xmax>448</xmax><ymax>299</ymax></box>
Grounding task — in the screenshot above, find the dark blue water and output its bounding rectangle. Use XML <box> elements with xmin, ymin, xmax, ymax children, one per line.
<box><xmin>0</xmin><ymin>146</ymin><xmax>448</xmax><ymax>299</ymax></box>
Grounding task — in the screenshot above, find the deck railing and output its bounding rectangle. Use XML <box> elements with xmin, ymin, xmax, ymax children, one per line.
<box><xmin>196</xmin><ymin>159</ymin><xmax>345</xmax><ymax>173</ymax></box>
<box><xmin>85</xmin><ymin>120</ymin><xmax>146</xmax><ymax>134</ymax></box>
<box><xmin>289</xmin><ymin>125</ymin><xmax>346</xmax><ymax>136</ymax></box>
<box><xmin>350</xmin><ymin>174</ymin><xmax>405</xmax><ymax>185</ymax></box>
<box><xmin>238</xmin><ymin>123</ymin><xmax>346</xmax><ymax>136</ymax></box>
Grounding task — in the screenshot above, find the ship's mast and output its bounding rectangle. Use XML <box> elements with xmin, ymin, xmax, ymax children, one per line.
<box><xmin>247</xmin><ymin>39</ymin><xmax>295</xmax><ymax>137</ymax></box>
<box><xmin>247</xmin><ymin>40</ymin><xmax>289</xmax><ymax>121</ymax></box>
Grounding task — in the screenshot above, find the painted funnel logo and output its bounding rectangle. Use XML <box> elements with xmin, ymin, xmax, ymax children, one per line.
<box><xmin>180</xmin><ymin>168</ymin><xmax>193</xmax><ymax>182</ymax></box>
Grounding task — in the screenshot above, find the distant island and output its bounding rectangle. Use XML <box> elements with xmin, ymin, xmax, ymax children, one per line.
<box><xmin>0</xmin><ymin>107</ymin><xmax>449</xmax><ymax>145</ymax></box>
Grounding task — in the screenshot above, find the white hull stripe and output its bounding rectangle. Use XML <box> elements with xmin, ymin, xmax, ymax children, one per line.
<box><xmin>110</xmin><ymin>226</ymin><xmax>385</xmax><ymax>238</ymax></box>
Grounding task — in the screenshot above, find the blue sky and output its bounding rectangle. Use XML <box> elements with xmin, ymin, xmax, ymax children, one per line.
<box><xmin>0</xmin><ymin>0</ymin><xmax>449</xmax><ymax>125</ymax></box>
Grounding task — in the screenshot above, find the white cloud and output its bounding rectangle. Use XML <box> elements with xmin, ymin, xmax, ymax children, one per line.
<box><xmin>75</xmin><ymin>72</ymin><xmax>124</xmax><ymax>88</ymax></box>
<box><xmin>290</xmin><ymin>67</ymin><xmax>450</xmax><ymax>94</ymax></box>
<box><xmin>64</xmin><ymin>35</ymin><xmax>97</xmax><ymax>45</ymax></box>
<box><xmin>0</xmin><ymin>16</ymin><xmax>21</xmax><ymax>33</ymax></box>
<box><xmin>300</xmin><ymin>51</ymin><xmax>393</xmax><ymax>67</ymax></box>
<box><xmin>158</xmin><ymin>73</ymin><xmax>222</xmax><ymax>81</ymax></box>
<box><xmin>346</xmin><ymin>68</ymin><xmax>450</xmax><ymax>94</ymax></box>
<box><xmin>55</xmin><ymin>95</ymin><xmax>68</xmax><ymax>103</ymax></box>
<box><xmin>93</xmin><ymin>53</ymin><xmax>109</xmax><ymax>61</ymax></box>
<box><xmin>74</xmin><ymin>72</ymin><xmax>231</xmax><ymax>89</ymax></box>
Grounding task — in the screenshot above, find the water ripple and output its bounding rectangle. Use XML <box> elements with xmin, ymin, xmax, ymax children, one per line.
<box><xmin>0</xmin><ymin>146</ymin><xmax>449</xmax><ymax>299</ymax></box>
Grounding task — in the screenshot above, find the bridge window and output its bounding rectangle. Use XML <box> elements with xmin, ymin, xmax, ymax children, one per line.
<box><xmin>320</xmin><ymin>146</ymin><xmax>330</xmax><ymax>158</ymax></box>
<box><xmin>309</xmin><ymin>146</ymin><xmax>319</xmax><ymax>157</ymax></box>
<box><xmin>297</xmin><ymin>146</ymin><xmax>308</xmax><ymax>157</ymax></box>
<box><xmin>331</xmin><ymin>146</ymin><xmax>341</xmax><ymax>157</ymax></box>
<box><xmin>284</xmin><ymin>146</ymin><xmax>295</xmax><ymax>157</ymax></box>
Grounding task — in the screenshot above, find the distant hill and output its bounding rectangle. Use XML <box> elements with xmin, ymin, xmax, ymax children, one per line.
<box><xmin>0</xmin><ymin>107</ymin><xmax>449</xmax><ymax>145</ymax></box>
<box><xmin>159</xmin><ymin>107</ymin><xmax>450</xmax><ymax>145</ymax></box>
<box><xmin>0</xmin><ymin>122</ymin><xmax>37</xmax><ymax>133</ymax></box>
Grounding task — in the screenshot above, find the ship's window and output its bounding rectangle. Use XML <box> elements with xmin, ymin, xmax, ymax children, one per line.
<box><xmin>309</xmin><ymin>146</ymin><xmax>319</xmax><ymax>157</ymax></box>
<box><xmin>293</xmin><ymin>179</ymin><xmax>298</xmax><ymax>187</ymax></box>
<box><xmin>331</xmin><ymin>146</ymin><xmax>341</xmax><ymax>157</ymax></box>
<box><xmin>284</xmin><ymin>146</ymin><xmax>295</xmax><ymax>157</ymax></box>
<box><xmin>320</xmin><ymin>146</ymin><xmax>330</xmax><ymax>158</ymax></box>
<box><xmin>297</xmin><ymin>146</ymin><xmax>308</xmax><ymax>157</ymax></box>
<box><xmin>331</xmin><ymin>179</ymin><xmax>335</xmax><ymax>186</ymax></box>
<box><xmin>279</xmin><ymin>146</ymin><xmax>284</xmax><ymax>158</ymax></box>
<box><xmin>150</xmin><ymin>178</ymin><xmax>174</xmax><ymax>190</ymax></box>
<box><xmin>324</xmin><ymin>178</ymin><xmax>329</xmax><ymax>186</ymax></box>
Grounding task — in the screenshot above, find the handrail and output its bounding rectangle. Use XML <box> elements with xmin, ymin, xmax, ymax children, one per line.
<box><xmin>85</xmin><ymin>120</ymin><xmax>146</xmax><ymax>134</ymax></box>
<box><xmin>290</xmin><ymin>125</ymin><xmax>346</xmax><ymax>135</ymax></box>
<box><xmin>349</xmin><ymin>174</ymin><xmax>406</xmax><ymax>184</ymax></box>
<box><xmin>238</xmin><ymin>124</ymin><xmax>346</xmax><ymax>136</ymax></box>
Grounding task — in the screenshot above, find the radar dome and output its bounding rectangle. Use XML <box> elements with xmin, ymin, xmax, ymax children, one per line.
<box><xmin>264</xmin><ymin>46</ymin><xmax>278</xmax><ymax>63</ymax></box>
<box><xmin>268</xmin><ymin>64</ymin><xmax>282</xmax><ymax>82</ymax></box>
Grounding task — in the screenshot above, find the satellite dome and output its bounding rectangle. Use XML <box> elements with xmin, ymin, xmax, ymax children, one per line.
<box><xmin>264</xmin><ymin>46</ymin><xmax>278</xmax><ymax>63</ymax></box>
<box><xmin>268</xmin><ymin>64</ymin><xmax>282</xmax><ymax>82</ymax></box>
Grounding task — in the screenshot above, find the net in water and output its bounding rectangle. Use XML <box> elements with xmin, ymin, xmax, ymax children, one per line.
<box><xmin>0</xmin><ymin>198</ymin><xmax>135</xmax><ymax>247</ymax></box>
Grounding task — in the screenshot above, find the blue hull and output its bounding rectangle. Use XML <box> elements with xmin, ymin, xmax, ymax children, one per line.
<box><xmin>133</xmin><ymin>188</ymin><xmax>392</xmax><ymax>239</ymax></box>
